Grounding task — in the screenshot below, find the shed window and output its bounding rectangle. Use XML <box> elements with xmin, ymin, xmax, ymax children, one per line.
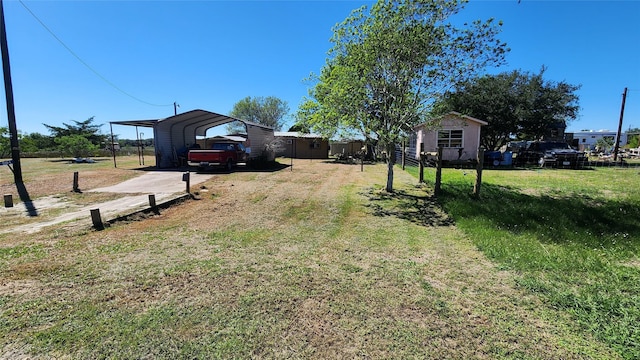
<box><xmin>437</xmin><ymin>130</ymin><xmax>463</xmax><ymax>148</ymax></box>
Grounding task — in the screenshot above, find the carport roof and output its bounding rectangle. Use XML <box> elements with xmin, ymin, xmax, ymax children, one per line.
<box><xmin>109</xmin><ymin>119</ymin><xmax>159</xmax><ymax>128</ymax></box>
<box><xmin>109</xmin><ymin>109</ymin><xmax>273</xmax><ymax>132</ymax></box>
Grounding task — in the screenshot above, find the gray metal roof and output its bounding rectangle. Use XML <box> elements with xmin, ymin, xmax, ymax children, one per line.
<box><xmin>109</xmin><ymin>109</ymin><xmax>273</xmax><ymax>133</ymax></box>
<box><xmin>109</xmin><ymin>119</ymin><xmax>159</xmax><ymax>128</ymax></box>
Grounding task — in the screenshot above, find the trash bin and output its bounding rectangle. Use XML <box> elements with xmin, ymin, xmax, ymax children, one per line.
<box><xmin>500</xmin><ymin>151</ymin><xmax>513</xmax><ymax>166</ymax></box>
<box><xmin>484</xmin><ymin>151</ymin><xmax>502</xmax><ymax>167</ymax></box>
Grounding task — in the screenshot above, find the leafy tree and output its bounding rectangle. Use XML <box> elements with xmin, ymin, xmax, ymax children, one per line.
<box><xmin>226</xmin><ymin>96</ymin><xmax>290</xmax><ymax>133</ymax></box>
<box><xmin>55</xmin><ymin>135</ymin><xmax>97</xmax><ymax>158</ymax></box>
<box><xmin>626</xmin><ymin>127</ymin><xmax>640</xmax><ymax>149</ymax></box>
<box><xmin>595</xmin><ymin>136</ymin><xmax>614</xmax><ymax>153</ymax></box>
<box><xmin>20</xmin><ymin>132</ymin><xmax>56</xmax><ymax>153</ymax></box>
<box><xmin>435</xmin><ymin>68</ymin><xmax>580</xmax><ymax>150</ymax></box>
<box><xmin>0</xmin><ymin>127</ymin><xmax>9</xmax><ymax>158</ymax></box>
<box><xmin>43</xmin><ymin>117</ymin><xmax>106</xmax><ymax>146</ymax></box>
<box><xmin>288</xmin><ymin>122</ymin><xmax>311</xmax><ymax>133</ymax></box>
<box><xmin>297</xmin><ymin>0</ymin><xmax>507</xmax><ymax>191</ymax></box>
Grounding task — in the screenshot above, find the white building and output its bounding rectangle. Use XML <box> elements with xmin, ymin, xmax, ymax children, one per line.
<box><xmin>570</xmin><ymin>130</ymin><xmax>628</xmax><ymax>152</ymax></box>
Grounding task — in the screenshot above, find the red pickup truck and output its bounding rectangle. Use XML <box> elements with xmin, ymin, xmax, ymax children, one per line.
<box><xmin>187</xmin><ymin>142</ymin><xmax>247</xmax><ymax>171</ymax></box>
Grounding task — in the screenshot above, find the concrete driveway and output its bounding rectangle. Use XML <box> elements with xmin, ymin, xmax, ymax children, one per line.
<box><xmin>88</xmin><ymin>171</ymin><xmax>214</xmax><ymax>195</ymax></box>
<box><xmin>4</xmin><ymin>171</ymin><xmax>215</xmax><ymax>233</ymax></box>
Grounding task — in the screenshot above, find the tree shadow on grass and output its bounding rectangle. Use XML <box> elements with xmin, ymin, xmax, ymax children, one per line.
<box><xmin>439</xmin><ymin>182</ymin><xmax>640</xmax><ymax>252</ymax></box>
<box><xmin>361</xmin><ymin>186</ymin><xmax>454</xmax><ymax>227</ymax></box>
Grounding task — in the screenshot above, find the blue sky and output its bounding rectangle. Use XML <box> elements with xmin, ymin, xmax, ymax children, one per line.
<box><xmin>1</xmin><ymin>0</ymin><xmax>639</xmax><ymax>140</ymax></box>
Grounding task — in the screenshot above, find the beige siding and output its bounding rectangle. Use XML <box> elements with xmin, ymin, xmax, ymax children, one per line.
<box><xmin>415</xmin><ymin>113</ymin><xmax>485</xmax><ymax>162</ymax></box>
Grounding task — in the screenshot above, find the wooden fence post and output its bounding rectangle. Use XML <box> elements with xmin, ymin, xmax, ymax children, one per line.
<box><xmin>73</xmin><ymin>171</ymin><xmax>80</xmax><ymax>193</ymax></box>
<box><xmin>474</xmin><ymin>148</ymin><xmax>484</xmax><ymax>198</ymax></box>
<box><xmin>4</xmin><ymin>194</ymin><xmax>13</xmax><ymax>208</ymax></box>
<box><xmin>148</xmin><ymin>194</ymin><xmax>159</xmax><ymax>214</ymax></box>
<box><xmin>434</xmin><ymin>146</ymin><xmax>443</xmax><ymax>196</ymax></box>
<box><xmin>90</xmin><ymin>209</ymin><xmax>104</xmax><ymax>230</ymax></box>
<box><xmin>419</xmin><ymin>154</ymin><xmax>424</xmax><ymax>183</ymax></box>
<box><xmin>401</xmin><ymin>141</ymin><xmax>406</xmax><ymax>170</ymax></box>
<box><xmin>182</xmin><ymin>171</ymin><xmax>191</xmax><ymax>193</ymax></box>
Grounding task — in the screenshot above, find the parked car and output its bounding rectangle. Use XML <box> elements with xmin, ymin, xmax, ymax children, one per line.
<box><xmin>187</xmin><ymin>142</ymin><xmax>247</xmax><ymax>171</ymax></box>
<box><xmin>515</xmin><ymin>141</ymin><xmax>587</xmax><ymax>169</ymax></box>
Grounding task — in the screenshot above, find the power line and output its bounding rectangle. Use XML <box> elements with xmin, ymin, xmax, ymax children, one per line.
<box><xmin>18</xmin><ymin>0</ymin><xmax>172</xmax><ymax>107</ymax></box>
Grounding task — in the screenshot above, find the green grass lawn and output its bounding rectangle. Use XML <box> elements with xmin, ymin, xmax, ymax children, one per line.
<box><xmin>406</xmin><ymin>165</ymin><xmax>640</xmax><ymax>359</ymax></box>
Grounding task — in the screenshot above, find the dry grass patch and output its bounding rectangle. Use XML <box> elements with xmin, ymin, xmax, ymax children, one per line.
<box><xmin>0</xmin><ymin>160</ymin><xmax>619</xmax><ymax>358</ymax></box>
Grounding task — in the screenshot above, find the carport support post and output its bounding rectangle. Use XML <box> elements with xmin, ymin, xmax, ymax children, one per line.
<box><xmin>110</xmin><ymin>123</ymin><xmax>117</xmax><ymax>168</ymax></box>
<box><xmin>434</xmin><ymin>146</ymin><xmax>443</xmax><ymax>196</ymax></box>
<box><xmin>474</xmin><ymin>148</ymin><xmax>484</xmax><ymax>198</ymax></box>
<box><xmin>184</xmin><ymin>171</ymin><xmax>190</xmax><ymax>193</ymax></box>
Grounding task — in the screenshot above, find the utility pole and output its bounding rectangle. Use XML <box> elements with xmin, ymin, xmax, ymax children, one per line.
<box><xmin>0</xmin><ymin>0</ymin><xmax>22</xmax><ymax>183</ymax></box>
<box><xmin>174</xmin><ymin>102</ymin><xmax>179</xmax><ymax>116</ymax></box>
<box><xmin>613</xmin><ymin>87</ymin><xmax>627</xmax><ymax>162</ymax></box>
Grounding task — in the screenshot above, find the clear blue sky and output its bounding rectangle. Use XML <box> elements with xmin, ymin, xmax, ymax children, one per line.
<box><xmin>1</xmin><ymin>0</ymin><xmax>639</xmax><ymax>140</ymax></box>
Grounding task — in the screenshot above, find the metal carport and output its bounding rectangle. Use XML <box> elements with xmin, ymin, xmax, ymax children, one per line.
<box><xmin>110</xmin><ymin>109</ymin><xmax>274</xmax><ymax>169</ymax></box>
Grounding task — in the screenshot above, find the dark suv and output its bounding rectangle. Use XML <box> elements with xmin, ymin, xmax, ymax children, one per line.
<box><xmin>515</xmin><ymin>141</ymin><xmax>587</xmax><ymax>169</ymax></box>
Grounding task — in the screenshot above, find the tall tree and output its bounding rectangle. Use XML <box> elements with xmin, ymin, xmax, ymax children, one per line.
<box><xmin>297</xmin><ymin>0</ymin><xmax>507</xmax><ymax>191</ymax></box>
<box><xmin>43</xmin><ymin>117</ymin><xmax>106</xmax><ymax>146</ymax></box>
<box><xmin>435</xmin><ymin>68</ymin><xmax>580</xmax><ymax>150</ymax></box>
<box><xmin>226</xmin><ymin>96</ymin><xmax>290</xmax><ymax>133</ymax></box>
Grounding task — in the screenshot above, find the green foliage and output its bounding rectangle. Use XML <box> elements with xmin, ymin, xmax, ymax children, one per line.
<box><xmin>409</xmin><ymin>166</ymin><xmax>640</xmax><ymax>359</ymax></box>
<box><xmin>595</xmin><ymin>136</ymin><xmax>615</xmax><ymax>152</ymax></box>
<box><xmin>20</xmin><ymin>132</ymin><xmax>56</xmax><ymax>153</ymax></box>
<box><xmin>55</xmin><ymin>135</ymin><xmax>98</xmax><ymax>158</ymax></box>
<box><xmin>626</xmin><ymin>134</ymin><xmax>639</xmax><ymax>149</ymax></box>
<box><xmin>226</xmin><ymin>96</ymin><xmax>290</xmax><ymax>133</ymax></box>
<box><xmin>43</xmin><ymin>117</ymin><xmax>107</xmax><ymax>146</ymax></box>
<box><xmin>298</xmin><ymin>0</ymin><xmax>508</xmax><ymax>191</ymax></box>
<box><xmin>434</xmin><ymin>68</ymin><xmax>581</xmax><ymax>150</ymax></box>
<box><xmin>0</xmin><ymin>126</ymin><xmax>9</xmax><ymax>158</ymax></box>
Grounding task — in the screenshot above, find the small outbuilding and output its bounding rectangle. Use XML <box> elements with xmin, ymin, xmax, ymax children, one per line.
<box><xmin>412</xmin><ymin>112</ymin><xmax>487</xmax><ymax>162</ymax></box>
<box><xmin>274</xmin><ymin>132</ymin><xmax>329</xmax><ymax>159</ymax></box>
<box><xmin>329</xmin><ymin>140</ymin><xmax>365</xmax><ymax>158</ymax></box>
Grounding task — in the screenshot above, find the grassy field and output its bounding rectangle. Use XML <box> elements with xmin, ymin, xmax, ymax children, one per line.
<box><xmin>408</xmin><ymin>165</ymin><xmax>640</xmax><ymax>359</ymax></box>
<box><xmin>0</xmin><ymin>158</ymin><xmax>632</xmax><ymax>358</ymax></box>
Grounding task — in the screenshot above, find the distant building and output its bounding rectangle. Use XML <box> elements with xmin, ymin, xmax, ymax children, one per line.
<box><xmin>274</xmin><ymin>132</ymin><xmax>329</xmax><ymax>159</ymax></box>
<box><xmin>567</xmin><ymin>131</ymin><xmax>628</xmax><ymax>152</ymax></box>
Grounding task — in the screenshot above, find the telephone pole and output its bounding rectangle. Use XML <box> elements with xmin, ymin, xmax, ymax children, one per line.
<box><xmin>613</xmin><ymin>87</ymin><xmax>627</xmax><ymax>162</ymax></box>
<box><xmin>0</xmin><ymin>0</ymin><xmax>22</xmax><ymax>183</ymax></box>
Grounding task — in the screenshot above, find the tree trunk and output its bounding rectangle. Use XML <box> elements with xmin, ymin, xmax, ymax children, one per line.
<box><xmin>386</xmin><ymin>143</ymin><xmax>395</xmax><ymax>192</ymax></box>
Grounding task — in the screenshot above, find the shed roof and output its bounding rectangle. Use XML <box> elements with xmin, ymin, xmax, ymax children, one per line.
<box><xmin>414</xmin><ymin>111</ymin><xmax>488</xmax><ymax>129</ymax></box>
<box><xmin>274</xmin><ymin>131</ymin><xmax>323</xmax><ymax>139</ymax></box>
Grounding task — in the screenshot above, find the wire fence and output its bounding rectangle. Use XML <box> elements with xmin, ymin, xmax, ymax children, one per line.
<box><xmin>394</xmin><ymin>146</ymin><xmax>640</xmax><ymax>170</ymax></box>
